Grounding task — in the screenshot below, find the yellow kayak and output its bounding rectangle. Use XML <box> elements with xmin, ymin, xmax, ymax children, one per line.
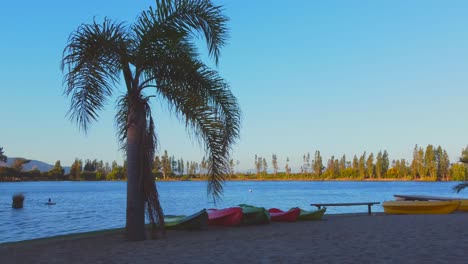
<box><xmin>383</xmin><ymin>200</ymin><xmax>461</xmax><ymax>214</ymax></box>
<box><xmin>393</xmin><ymin>194</ymin><xmax>468</xmax><ymax>212</ymax></box>
<box><xmin>458</xmin><ymin>200</ymin><xmax>468</xmax><ymax>211</ymax></box>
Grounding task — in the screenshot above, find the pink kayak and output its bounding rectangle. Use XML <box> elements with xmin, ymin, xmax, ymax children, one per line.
<box><xmin>268</xmin><ymin>208</ymin><xmax>301</xmax><ymax>222</ymax></box>
<box><xmin>207</xmin><ymin>207</ymin><xmax>243</xmax><ymax>226</ymax></box>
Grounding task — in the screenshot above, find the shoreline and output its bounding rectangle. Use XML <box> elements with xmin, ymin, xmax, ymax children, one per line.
<box><xmin>1</xmin><ymin>212</ymin><xmax>384</xmax><ymax>246</ymax></box>
<box><xmin>2</xmin><ymin>213</ymin><xmax>468</xmax><ymax>263</ymax></box>
<box><xmin>0</xmin><ymin>178</ymin><xmax>459</xmax><ymax>183</ymax></box>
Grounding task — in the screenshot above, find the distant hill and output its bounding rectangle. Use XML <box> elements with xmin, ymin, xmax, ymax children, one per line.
<box><xmin>0</xmin><ymin>157</ymin><xmax>70</xmax><ymax>173</ymax></box>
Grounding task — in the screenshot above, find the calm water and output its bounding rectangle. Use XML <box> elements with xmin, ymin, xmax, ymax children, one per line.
<box><xmin>1</xmin><ymin>181</ymin><xmax>467</xmax><ymax>243</ymax></box>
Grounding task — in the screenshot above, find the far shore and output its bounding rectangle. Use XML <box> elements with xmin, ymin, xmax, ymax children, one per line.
<box><xmin>2</xmin><ymin>213</ymin><xmax>468</xmax><ymax>263</ymax></box>
<box><xmin>1</xmin><ymin>177</ymin><xmax>459</xmax><ymax>183</ymax></box>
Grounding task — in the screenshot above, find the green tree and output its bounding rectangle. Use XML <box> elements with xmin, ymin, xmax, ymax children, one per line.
<box><xmin>453</xmin><ymin>146</ymin><xmax>468</xmax><ymax>192</ymax></box>
<box><xmin>161</xmin><ymin>150</ymin><xmax>172</xmax><ymax>180</ymax></box>
<box><xmin>48</xmin><ymin>160</ymin><xmax>65</xmax><ymax>179</ymax></box>
<box><xmin>324</xmin><ymin>156</ymin><xmax>337</xmax><ymax>179</ymax></box>
<box><xmin>107</xmin><ymin>161</ymin><xmax>125</xmax><ymax>180</ymax></box>
<box><xmin>70</xmin><ymin>159</ymin><xmax>82</xmax><ymax>180</ymax></box>
<box><xmin>366</xmin><ymin>153</ymin><xmax>374</xmax><ymax>179</ymax></box>
<box><xmin>417</xmin><ymin>147</ymin><xmax>425</xmax><ymax>179</ymax></box>
<box><xmin>339</xmin><ymin>154</ymin><xmax>346</xmax><ymax>172</ymax></box>
<box><xmin>12</xmin><ymin>158</ymin><xmax>30</xmax><ymax>173</ymax></box>
<box><xmin>424</xmin><ymin>145</ymin><xmax>437</xmax><ymax>180</ymax></box>
<box><xmin>459</xmin><ymin>146</ymin><xmax>468</xmax><ymax>172</ymax></box>
<box><xmin>229</xmin><ymin>159</ymin><xmax>235</xmax><ymax>177</ymax></box>
<box><xmin>375</xmin><ymin>151</ymin><xmax>383</xmax><ymax>179</ymax></box>
<box><xmin>255</xmin><ymin>155</ymin><xmax>261</xmax><ymax>176</ymax></box>
<box><xmin>62</xmin><ymin>0</ymin><xmax>240</xmax><ymax>241</ymax></box>
<box><xmin>358</xmin><ymin>152</ymin><xmax>366</xmax><ymax>179</ymax></box>
<box><xmin>382</xmin><ymin>150</ymin><xmax>389</xmax><ymax>178</ymax></box>
<box><xmin>302</xmin><ymin>153</ymin><xmax>310</xmax><ymax>175</ymax></box>
<box><xmin>272</xmin><ymin>154</ymin><xmax>278</xmax><ymax>176</ymax></box>
<box><xmin>285</xmin><ymin>157</ymin><xmax>291</xmax><ymax>177</ymax></box>
<box><xmin>398</xmin><ymin>159</ymin><xmax>408</xmax><ymax>179</ymax></box>
<box><xmin>152</xmin><ymin>156</ymin><xmax>162</xmax><ymax>175</ymax></box>
<box><xmin>83</xmin><ymin>159</ymin><xmax>97</xmax><ymax>172</ymax></box>
<box><xmin>200</xmin><ymin>157</ymin><xmax>207</xmax><ymax>177</ymax></box>
<box><xmin>312</xmin><ymin>151</ymin><xmax>323</xmax><ymax>177</ymax></box>
<box><xmin>451</xmin><ymin>163</ymin><xmax>467</xmax><ymax>182</ymax></box>
<box><xmin>440</xmin><ymin>150</ymin><xmax>450</xmax><ymax>181</ymax></box>
<box><xmin>0</xmin><ymin>147</ymin><xmax>6</xmax><ymax>163</ymax></box>
<box><xmin>352</xmin><ymin>155</ymin><xmax>359</xmax><ymax>177</ymax></box>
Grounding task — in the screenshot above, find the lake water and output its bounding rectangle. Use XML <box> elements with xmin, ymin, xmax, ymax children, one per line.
<box><xmin>1</xmin><ymin>181</ymin><xmax>467</xmax><ymax>243</ymax></box>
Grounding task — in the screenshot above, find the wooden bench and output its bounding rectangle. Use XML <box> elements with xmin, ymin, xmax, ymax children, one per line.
<box><xmin>311</xmin><ymin>202</ymin><xmax>380</xmax><ymax>215</ymax></box>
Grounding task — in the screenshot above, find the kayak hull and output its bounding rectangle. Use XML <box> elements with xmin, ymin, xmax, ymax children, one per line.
<box><xmin>239</xmin><ymin>204</ymin><xmax>271</xmax><ymax>225</ymax></box>
<box><xmin>458</xmin><ymin>200</ymin><xmax>468</xmax><ymax>211</ymax></box>
<box><xmin>164</xmin><ymin>210</ymin><xmax>208</xmax><ymax>230</ymax></box>
<box><xmin>383</xmin><ymin>201</ymin><xmax>460</xmax><ymax>214</ymax></box>
<box><xmin>268</xmin><ymin>208</ymin><xmax>300</xmax><ymax>222</ymax></box>
<box><xmin>295</xmin><ymin>208</ymin><xmax>326</xmax><ymax>221</ymax></box>
<box><xmin>394</xmin><ymin>194</ymin><xmax>468</xmax><ymax>212</ymax></box>
<box><xmin>207</xmin><ymin>207</ymin><xmax>243</xmax><ymax>226</ymax></box>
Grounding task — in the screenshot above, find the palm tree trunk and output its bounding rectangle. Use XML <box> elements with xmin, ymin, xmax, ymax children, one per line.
<box><xmin>125</xmin><ymin>103</ymin><xmax>146</xmax><ymax>241</ymax></box>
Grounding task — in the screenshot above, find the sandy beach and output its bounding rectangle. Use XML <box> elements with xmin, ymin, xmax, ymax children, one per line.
<box><xmin>1</xmin><ymin>213</ymin><xmax>467</xmax><ymax>264</ymax></box>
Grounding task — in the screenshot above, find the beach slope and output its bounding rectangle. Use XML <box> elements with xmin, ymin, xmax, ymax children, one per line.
<box><xmin>1</xmin><ymin>213</ymin><xmax>467</xmax><ymax>263</ymax></box>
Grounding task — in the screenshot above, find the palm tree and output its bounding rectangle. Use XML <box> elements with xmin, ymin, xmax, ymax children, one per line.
<box><xmin>62</xmin><ymin>0</ymin><xmax>241</xmax><ymax>241</ymax></box>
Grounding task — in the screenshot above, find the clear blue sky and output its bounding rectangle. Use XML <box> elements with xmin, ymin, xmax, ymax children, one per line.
<box><xmin>1</xmin><ymin>0</ymin><xmax>468</xmax><ymax>172</ymax></box>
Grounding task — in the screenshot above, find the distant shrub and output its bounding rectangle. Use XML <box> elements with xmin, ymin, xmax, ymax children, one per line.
<box><xmin>180</xmin><ymin>175</ymin><xmax>191</xmax><ymax>181</ymax></box>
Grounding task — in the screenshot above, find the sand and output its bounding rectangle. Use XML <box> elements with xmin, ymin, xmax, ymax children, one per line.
<box><xmin>1</xmin><ymin>213</ymin><xmax>467</xmax><ymax>264</ymax></box>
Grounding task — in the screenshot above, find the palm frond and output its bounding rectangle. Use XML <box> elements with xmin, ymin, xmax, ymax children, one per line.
<box><xmin>115</xmin><ymin>95</ymin><xmax>129</xmax><ymax>151</ymax></box>
<box><xmin>151</xmin><ymin>68</ymin><xmax>240</xmax><ymax>200</ymax></box>
<box><xmin>453</xmin><ymin>182</ymin><xmax>468</xmax><ymax>193</ymax></box>
<box><xmin>62</xmin><ymin>18</ymin><xmax>129</xmax><ymax>132</ymax></box>
<box><xmin>133</xmin><ymin>14</ymin><xmax>240</xmax><ymax>200</ymax></box>
<box><xmin>138</xmin><ymin>0</ymin><xmax>228</xmax><ymax>65</ymax></box>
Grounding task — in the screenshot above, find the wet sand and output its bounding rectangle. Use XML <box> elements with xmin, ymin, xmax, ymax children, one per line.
<box><xmin>1</xmin><ymin>213</ymin><xmax>467</xmax><ymax>264</ymax></box>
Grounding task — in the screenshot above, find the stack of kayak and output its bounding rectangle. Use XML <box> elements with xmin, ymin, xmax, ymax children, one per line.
<box><xmin>163</xmin><ymin>205</ymin><xmax>326</xmax><ymax>230</ymax></box>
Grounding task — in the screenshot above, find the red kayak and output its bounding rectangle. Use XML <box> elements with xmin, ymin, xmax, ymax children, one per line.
<box><xmin>268</xmin><ymin>208</ymin><xmax>301</xmax><ymax>222</ymax></box>
<box><xmin>207</xmin><ymin>207</ymin><xmax>243</xmax><ymax>226</ymax></box>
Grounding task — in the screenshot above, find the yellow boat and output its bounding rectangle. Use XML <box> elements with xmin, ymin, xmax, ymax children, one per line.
<box><xmin>458</xmin><ymin>200</ymin><xmax>468</xmax><ymax>211</ymax></box>
<box><xmin>394</xmin><ymin>194</ymin><xmax>468</xmax><ymax>212</ymax></box>
<box><xmin>383</xmin><ymin>200</ymin><xmax>461</xmax><ymax>214</ymax></box>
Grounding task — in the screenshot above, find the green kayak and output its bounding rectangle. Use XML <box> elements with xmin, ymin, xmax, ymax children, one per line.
<box><xmin>164</xmin><ymin>209</ymin><xmax>208</xmax><ymax>230</ymax></box>
<box><xmin>238</xmin><ymin>204</ymin><xmax>271</xmax><ymax>225</ymax></box>
<box><xmin>292</xmin><ymin>207</ymin><xmax>326</xmax><ymax>221</ymax></box>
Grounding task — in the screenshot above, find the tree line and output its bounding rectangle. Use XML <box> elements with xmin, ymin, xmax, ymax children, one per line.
<box><xmin>251</xmin><ymin>145</ymin><xmax>467</xmax><ymax>181</ymax></box>
<box><xmin>1</xmin><ymin>144</ymin><xmax>468</xmax><ymax>181</ymax></box>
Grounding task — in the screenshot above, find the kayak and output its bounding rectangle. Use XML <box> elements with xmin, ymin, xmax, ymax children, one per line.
<box><xmin>238</xmin><ymin>204</ymin><xmax>271</xmax><ymax>225</ymax></box>
<box><xmin>458</xmin><ymin>200</ymin><xmax>468</xmax><ymax>211</ymax></box>
<box><xmin>268</xmin><ymin>208</ymin><xmax>300</xmax><ymax>222</ymax></box>
<box><xmin>292</xmin><ymin>207</ymin><xmax>326</xmax><ymax>221</ymax></box>
<box><xmin>45</xmin><ymin>202</ymin><xmax>56</xmax><ymax>205</ymax></box>
<box><xmin>207</xmin><ymin>207</ymin><xmax>243</xmax><ymax>226</ymax></box>
<box><xmin>394</xmin><ymin>194</ymin><xmax>468</xmax><ymax>212</ymax></box>
<box><xmin>164</xmin><ymin>209</ymin><xmax>208</xmax><ymax>230</ymax></box>
<box><xmin>383</xmin><ymin>200</ymin><xmax>461</xmax><ymax>214</ymax></box>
